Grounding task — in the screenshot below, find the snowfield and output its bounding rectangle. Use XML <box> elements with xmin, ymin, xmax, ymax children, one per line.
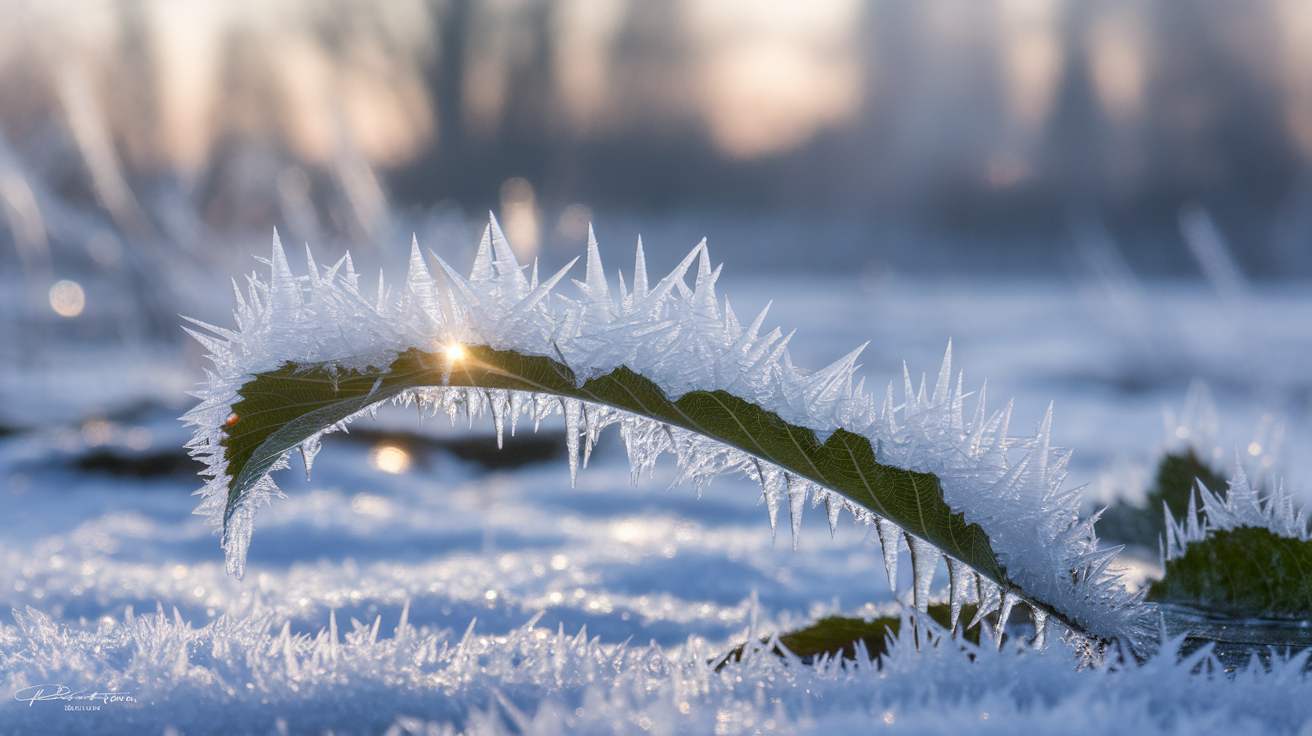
<box><xmin>3</xmin><ymin>260</ymin><xmax>1312</xmax><ymax>734</ymax></box>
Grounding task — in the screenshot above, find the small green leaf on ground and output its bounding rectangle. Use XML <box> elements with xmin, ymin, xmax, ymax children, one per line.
<box><xmin>715</xmin><ymin>604</ymin><xmax>990</xmax><ymax>668</ymax></box>
<box><xmin>1147</xmin><ymin>526</ymin><xmax>1312</xmax><ymax>619</ymax></box>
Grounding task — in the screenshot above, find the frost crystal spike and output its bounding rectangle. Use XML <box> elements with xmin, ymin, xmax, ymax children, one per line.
<box><xmin>876</xmin><ymin>518</ymin><xmax>901</xmax><ymax>598</ymax></box>
<box><xmin>905</xmin><ymin>533</ymin><xmax>940</xmax><ymax>612</ymax></box>
<box><xmin>182</xmin><ymin>219</ymin><xmax>1144</xmax><ymax>644</ymax></box>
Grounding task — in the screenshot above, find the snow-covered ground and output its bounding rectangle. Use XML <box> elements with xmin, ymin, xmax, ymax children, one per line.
<box><xmin>2</xmin><ymin>264</ymin><xmax>1311</xmax><ymax>734</ymax></box>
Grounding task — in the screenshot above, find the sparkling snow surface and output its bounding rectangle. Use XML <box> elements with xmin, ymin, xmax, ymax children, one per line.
<box><xmin>3</xmin><ymin>241</ymin><xmax>1312</xmax><ymax>734</ymax></box>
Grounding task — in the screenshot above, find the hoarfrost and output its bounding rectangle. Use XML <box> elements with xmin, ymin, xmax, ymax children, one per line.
<box><xmin>1163</xmin><ymin>455</ymin><xmax>1312</xmax><ymax>561</ymax></box>
<box><xmin>183</xmin><ymin>217</ymin><xmax>1142</xmax><ymax>643</ymax></box>
<box><xmin>2</xmin><ymin>605</ymin><xmax>1307</xmax><ymax>735</ymax></box>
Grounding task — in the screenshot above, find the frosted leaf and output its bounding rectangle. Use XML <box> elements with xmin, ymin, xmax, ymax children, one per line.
<box><xmin>1164</xmin><ymin>453</ymin><xmax>1311</xmax><ymax>561</ymax></box>
<box><xmin>182</xmin><ymin>222</ymin><xmax>1143</xmax><ymax>642</ymax></box>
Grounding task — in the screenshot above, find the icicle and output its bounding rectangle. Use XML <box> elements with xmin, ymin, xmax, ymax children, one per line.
<box><xmin>563</xmin><ymin>398</ymin><xmax>582</xmax><ymax>485</ymax></box>
<box><xmin>300</xmin><ymin>434</ymin><xmax>322</xmax><ymax>479</ymax></box>
<box><xmin>532</xmin><ymin>393</ymin><xmax>555</xmax><ymax>432</ymax></box>
<box><xmin>824</xmin><ymin>493</ymin><xmax>841</xmax><ymax>537</ymax></box>
<box><xmin>875</xmin><ymin>518</ymin><xmax>901</xmax><ymax>597</ymax></box>
<box><xmin>946</xmin><ymin>556</ymin><xmax>975</xmax><ymax>633</ymax></box>
<box><xmin>758</xmin><ymin>463</ymin><xmax>786</xmax><ymax>539</ymax></box>
<box><xmin>1030</xmin><ymin>606</ymin><xmax>1049</xmax><ymax>648</ymax></box>
<box><xmin>996</xmin><ymin>592</ymin><xmax>1017</xmax><ymax>649</ymax></box>
<box><xmin>488</xmin><ymin>390</ymin><xmax>506</xmax><ymax>449</ymax></box>
<box><xmin>508</xmin><ymin>391</ymin><xmax>526</xmax><ymax>436</ymax></box>
<box><xmin>581</xmin><ymin>404</ymin><xmax>596</xmax><ymax>469</ymax></box>
<box><xmin>905</xmin><ymin>533</ymin><xmax>939</xmax><ymax>612</ymax></box>
<box><xmin>970</xmin><ymin>578</ymin><xmax>1001</xmax><ymax>630</ymax></box>
<box><xmin>787</xmin><ymin>475</ymin><xmax>808</xmax><ymax>551</ymax></box>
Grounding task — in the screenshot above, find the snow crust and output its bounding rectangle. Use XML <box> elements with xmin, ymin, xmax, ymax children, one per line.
<box><xmin>3</xmin><ymin>604</ymin><xmax>1310</xmax><ymax>736</ymax></box>
<box><xmin>183</xmin><ymin>218</ymin><xmax>1142</xmax><ymax>643</ymax></box>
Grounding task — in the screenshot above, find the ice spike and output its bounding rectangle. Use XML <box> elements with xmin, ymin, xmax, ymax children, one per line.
<box><xmin>996</xmin><ymin>592</ymin><xmax>1017</xmax><ymax>650</ymax></box>
<box><xmin>905</xmin><ymin>533</ymin><xmax>939</xmax><ymax>612</ymax></box>
<box><xmin>875</xmin><ymin>518</ymin><xmax>901</xmax><ymax>597</ymax></box>
<box><xmin>787</xmin><ymin>476</ymin><xmax>808</xmax><ymax>551</ymax></box>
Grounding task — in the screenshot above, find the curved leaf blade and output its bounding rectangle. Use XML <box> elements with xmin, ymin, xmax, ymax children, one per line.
<box><xmin>223</xmin><ymin>346</ymin><xmax>1021</xmax><ymax>605</ymax></box>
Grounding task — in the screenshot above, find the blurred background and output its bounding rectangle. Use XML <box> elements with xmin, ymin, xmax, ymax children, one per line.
<box><xmin>1</xmin><ymin>0</ymin><xmax>1311</xmax><ymax>493</ymax></box>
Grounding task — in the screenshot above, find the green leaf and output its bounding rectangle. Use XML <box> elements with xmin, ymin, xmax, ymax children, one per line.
<box><xmin>221</xmin><ymin>344</ymin><xmax>1103</xmax><ymax>632</ymax></box>
<box><xmin>715</xmin><ymin>604</ymin><xmax>990</xmax><ymax>667</ymax></box>
<box><xmin>1147</xmin><ymin>526</ymin><xmax>1312</xmax><ymax>618</ymax></box>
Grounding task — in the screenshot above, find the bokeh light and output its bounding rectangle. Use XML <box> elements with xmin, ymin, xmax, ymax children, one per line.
<box><xmin>368</xmin><ymin>444</ymin><xmax>411</xmax><ymax>474</ymax></box>
<box><xmin>49</xmin><ymin>280</ymin><xmax>85</xmax><ymax>317</ymax></box>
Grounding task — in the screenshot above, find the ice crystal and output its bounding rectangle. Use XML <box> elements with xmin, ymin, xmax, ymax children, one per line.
<box><xmin>183</xmin><ymin>217</ymin><xmax>1142</xmax><ymax>643</ymax></box>
<box><xmin>1163</xmin><ymin>458</ymin><xmax>1311</xmax><ymax>561</ymax></box>
<box><xmin>3</xmin><ymin>605</ymin><xmax>1309</xmax><ymax>735</ymax></box>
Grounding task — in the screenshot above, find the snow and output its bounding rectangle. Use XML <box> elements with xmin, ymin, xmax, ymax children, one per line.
<box><xmin>3</xmin><ymin>223</ymin><xmax>1312</xmax><ymax>732</ymax></box>
<box><xmin>3</xmin><ymin>603</ymin><xmax>1312</xmax><ymax>735</ymax></box>
<box><xmin>182</xmin><ymin>220</ymin><xmax>1140</xmax><ymax>643</ymax></box>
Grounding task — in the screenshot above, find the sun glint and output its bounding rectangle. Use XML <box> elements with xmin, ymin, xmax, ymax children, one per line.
<box><xmin>445</xmin><ymin>343</ymin><xmax>466</xmax><ymax>362</ymax></box>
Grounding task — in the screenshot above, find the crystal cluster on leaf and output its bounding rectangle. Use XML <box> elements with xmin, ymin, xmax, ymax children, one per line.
<box><xmin>182</xmin><ymin>216</ymin><xmax>1143</xmax><ymax>643</ymax></box>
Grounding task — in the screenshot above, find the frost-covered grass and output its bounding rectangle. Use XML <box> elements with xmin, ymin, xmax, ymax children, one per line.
<box><xmin>4</xmin><ymin>602</ymin><xmax>1312</xmax><ymax>736</ymax></box>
